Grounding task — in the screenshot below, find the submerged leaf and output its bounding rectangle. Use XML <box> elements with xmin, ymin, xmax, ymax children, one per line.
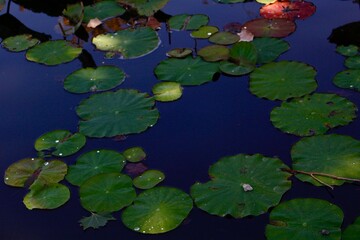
<box><xmin>79</xmin><ymin>212</ymin><xmax>116</xmax><ymax>230</ymax></box>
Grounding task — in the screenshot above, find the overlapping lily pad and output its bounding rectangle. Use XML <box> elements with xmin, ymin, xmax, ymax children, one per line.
<box><xmin>249</xmin><ymin>61</ymin><xmax>317</xmax><ymax>100</ymax></box>
<box><xmin>133</xmin><ymin>170</ymin><xmax>165</xmax><ymax>189</ymax></box>
<box><xmin>154</xmin><ymin>56</ymin><xmax>219</xmax><ymax>86</ymax></box>
<box><xmin>118</xmin><ymin>0</ymin><xmax>169</xmax><ymax>16</ymax></box>
<box><xmin>166</xmin><ymin>48</ymin><xmax>192</xmax><ymax>58</ymax></box>
<box><xmin>92</xmin><ymin>27</ymin><xmax>160</xmax><ymax>59</ymax></box>
<box><xmin>80</xmin><ymin>212</ymin><xmax>116</xmax><ymax>230</ymax></box>
<box><xmin>270</xmin><ymin>93</ymin><xmax>357</xmax><ymax>136</ymax></box>
<box><xmin>343</xmin><ymin>216</ymin><xmax>360</xmax><ymax>240</ymax></box>
<box><xmin>242</xmin><ymin>18</ymin><xmax>296</xmax><ymax>38</ymax></box>
<box><xmin>76</xmin><ymin>89</ymin><xmax>159</xmax><ymax>137</ymax></box>
<box><xmin>191</xmin><ymin>26</ymin><xmax>219</xmax><ymax>39</ymax></box>
<box><xmin>123</xmin><ymin>147</ymin><xmax>146</xmax><ymax>162</ymax></box>
<box><xmin>191</xmin><ymin>154</ymin><xmax>291</xmax><ymax>218</ymax></box>
<box><xmin>198</xmin><ymin>45</ymin><xmax>229</xmax><ymax>62</ymax></box>
<box><xmin>122</xmin><ymin>187</ymin><xmax>193</xmax><ymax>234</ymax></box>
<box><xmin>252</xmin><ymin>37</ymin><xmax>290</xmax><ymax>64</ymax></box>
<box><xmin>83</xmin><ymin>1</ymin><xmax>125</xmax><ymax>23</ymax></box>
<box><xmin>266</xmin><ymin>198</ymin><xmax>343</xmax><ymax>240</ymax></box>
<box><xmin>26</xmin><ymin>40</ymin><xmax>82</xmax><ymax>65</ymax></box>
<box><xmin>34</xmin><ymin>130</ymin><xmax>86</xmax><ymax>157</ymax></box>
<box><xmin>333</xmin><ymin>69</ymin><xmax>360</xmax><ymax>91</ymax></box>
<box><xmin>2</xmin><ymin>34</ymin><xmax>39</xmax><ymax>52</ymax></box>
<box><xmin>208</xmin><ymin>32</ymin><xmax>239</xmax><ymax>45</ymax></box>
<box><xmin>336</xmin><ymin>45</ymin><xmax>359</xmax><ymax>57</ymax></box>
<box><xmin>169</xmin><ymin>14</ymin><xmax>209</xmax><ymax>31</ymax></box>
<box><xmin>345</xmin><ymin>56</ymin><xmax>360</xmax><ymax>69</ymax></box>
<box><xmin>152</xmin><ymin>82</ymin><xmax>183</xmax><ymax>102</ymax></box>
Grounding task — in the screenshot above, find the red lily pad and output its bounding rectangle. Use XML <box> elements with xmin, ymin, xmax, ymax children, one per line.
<box><xmin>260</xmin><ymin>1</ymin><xmax>316</xmax><ymax>21</ymax></box>
<box><xmin>242</xmin><ymin>18</ymin><xmax>296</xmax><ymax>38</ymax></box>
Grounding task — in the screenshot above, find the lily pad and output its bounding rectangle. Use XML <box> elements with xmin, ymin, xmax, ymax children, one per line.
<box><xmin>249</xmin><ymin>61</ymin><xmax>317</xmax><ymax>100</ymax></box>
<box><xmin>80</xmin><ymin>212</ymin><xmax>116</xmax><ymax>230</ymax></box>
<box><xmin>169</xmin><ymin>14</ymin><xmax>209</xmax><ymax>31</ymax></box>
<box><xmin>133</xmin><ymin>170</ymin><xmax>165</xmax><ymax>189</ymax></box>
<box><xmin>2</xmin><ymin>34</ymin><xmax>39</xmax><ymax>52</ymax></box>
<box><xmin>64</xmin><ymin>66</ymin><xmax>126</xmax><ymax>93</ymax></box>
<box><xmin>333</xmin><ymin>69</ymin><xmax>360</xmax><ymax>91</ymax></box>
<box><xmin>83</xmin><ymin>1</ymin><xmax>125</xmax><ymax>23</ymax></box>
<box><xmin>291</xmin><ymin>134</ymin><xmax>360</xmax><ymax>186</ymax></box>
<box><xmin>26</xmin><ymin>40</ymin><xmax>82</xmax><ymax>65</ymax></box>
<box><xmin>122</xmin><ymin>187</ymin><xmax>193</xmax><ymax>234</ymax></box>
<box><xmin>256</xmin><ymin>0</ymin><xmax>276</xmax><ymax>4</ymax></box>
<box><xmin>76</xmin><ymin>89</ymin><xmax>159</xmax><ymax>138</ymax></box>
<box><xmin>34</xmin><ymin>130</ymin><xmax>86</xmax><ymax>157</ymax></box>
<box><xmin>66</xmin><ymin>149</ymin><xmax>126</xmax><ymax>186</ymax></box>
<box><xmin>166</xmin><ymin>48</ymin><xmax>193</xmax><ymax>58</ymax></box>
<box><xmin>208</xmin><ymin>32</ymin><xmax>239</xmax><ymax>45</ymax></box>
<box><xmin>336</xmin><ymin>45</ymin><xmax>359</xmax><ymax>57</ymax></box>
<box><xmin>80</xmin><ymin>173</ymin><xmax>136</xmax><ymax>213</ymax></box>
<box><xmin>118</xmin><ymin>0</ymin><xmax>169</xmax><ymax>16</ymax></box>
<box><xmin>260</xmin><ymin>1</ymin><xmax>316</xmax><ymax>21</ymax></box>
<box><xmin>242</xmin><ymin>18</ymin><xmax>296</xmax><ymax>38</ymax></box>
<box><xmin>191</xmin><ymin>26</ymin><xmax>219</xmax><ymax>39</ymax></box>
<box><xmin>92</xmin><ymin>27</ymin><xmax>160</xmax><ymax>59</ymax></box>
<box><xmin>270</xmin><ymin>93</ymin><xmax>357</xmax><ymax>136</ymax></box>
<box><xmin>343</xmin><ymin>216</ymin><xmax>360</xmax><ymax>240</ymax></box>
<box><xmin>191</xmin><ymin>154</ymin><xmax>291</xmax><ymax>218</ymax></box>
<box><xmin>123</xmin><ymin>147</ymin><xmax>146</xmax><ymax>163</ymax></box>
<box><xmin>198</xmin><ymin>45</ymin><xmax>229</xmax><ymax>62</ymax></box>
<box><xmin>345</xmin><ymin>56</ymin><xmax>360</xmax><ymax>69</ymax></box>
<box><xmin>219</xmin><ymin>61</ymin><xmax>254</xmax><ymax>76</ymax></box>
<box><xmin>252</xmin><ymin>37</ymin><xmax>289</xmax><ymax>64</ymax></box>
<box><xmin>152</xmin><ymin>82</ymin><xmax>183</xmax><ymax>102</ymax></box>
<box><xmin>154</xmin><ymin>56</ymin><xmax>219</xmax><ymax>86</ymax></box>
<box><xmin>266</xmin><ymin>198</ymin><xmax>343</xmax><ymax>240</ymax></box>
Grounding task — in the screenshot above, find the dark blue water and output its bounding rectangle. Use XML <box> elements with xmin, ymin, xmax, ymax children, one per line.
<box><xmin>1</xmin><ymin>0</ymin><xmax>360</xmax><ymax>239</ymax></box>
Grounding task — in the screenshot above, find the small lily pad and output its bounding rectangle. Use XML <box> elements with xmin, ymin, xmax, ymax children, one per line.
<box><xmin>169</xmin><ymin>14</ymin><xmax>209</xmax><ymax>31</ymax></box>
<box><xmin>118</xmin><ymin>0</ymin><xmax>170</xmax><ymax>16</ymax></box>
<box><xmin>191</xmin><ymin>26</ymin><xmax>219</xmax><ymax>39</ymax></box>
<box><xmin>2</xmin><ymin>34</ymin><xmax>39</xmax><ymax>52</ymax></box>
<box><xmin>266</xmin><ymin>198</ymin><xmax>343</xmax><ymax>240</ymax></box>
<box><xmin>80</xmin><ymin>212</ymin><xmax>116</xmax><ymax>230</ymax></box>
<box><xmin>34</xmin><ymin>130</ymin><xmax>86</xmax><ymax>157</ymax></box>
<box><xmin>333</xmin><ymin>69</ymin><xmax>360</xmax><ymax>91</ymax></box>
<box><xmin>219</xmin><ymin>61</ymin><xmax>254</xmax><ymax>76</ymax></box>
<box><xmin>133</xmin><ymin>170</ymin><xmax>165</xmax><ymax>189</ymax></box>
<box><xmin>26</xmin><ymin>40</ymin><xmax>82</xmax><ymax>65</ymax></box>
<box><xmin>270</xmin><ymin>93</ymin><xmax>357</xmax><ymax>136</ymax></box>
<box><xmin>152</xmin><ymin>82</ymin><xmax>183</xmax><ymax>102</ymax></box>
<box><xmin>336</xmin><ymin>45</ymin><xmax>359</xmax><ymax>57</ymax></box>
<box><xmin>83</xmin><ymin>1</ymin><xmax>125</xmax><ymax>23</ymax></box>
<box><xmin>345</xmin><ymin>56</ymin><xmax>360</xmax><ymax>69</ymax></box>
<box><xmin>198</xmin><ymin>45</ymin><xmax>229</xmax><ymax>62</ymax></box>
<box><xmin>252</xmin><ymin>37</ymin><xmax>290</xmax><ymax>64</ymax></box>
<box><xmin>64</xmin><ymin>66</ymin><xmax>126</xmax><ymax>93</ymax></box>
<box><xmin>123</xmin><ymin>147</ymin><xmax>146</xmax><ymax>163</ymax></box>
<box><xmin>66</xmin><ymin>149</ymin><xmax>126</xmax><ymax>186</ymax></box>
<box><xmin>122</xmin><ymin>187</ymin><xmax>193</xmax><ymax>234</ymax></box>
<box><xmin>343</xmin><ymin>216</ymin><xmax>360</xmax><ymax>240</ymax></box>
<box><xmin>166</xmin><ymin>48</ymin><xmax>193</xmax><ymax>58</ymax></box>
<box><xmin>242</xmin><ymin>18</ymin><xmax>296</xmax><ymax>38</ymax></box>
<box><xmin>256</xmin><ymin>0</ymin><xmax>276</xmax><ymax>4</ymax></box>
<box><xmin>208</xmin><ymin>32</ymin><xmax>239</xmax><ymax>45</ymax></box>
<box><xmin>80</xmin><ymin>173</ymin><xmax>136</xmax><ymax>213</ymax></box>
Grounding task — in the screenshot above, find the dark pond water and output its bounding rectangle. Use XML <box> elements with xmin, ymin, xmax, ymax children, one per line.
<box><xmin>1</xmin><ymin>0</ymin><xmax>360</xmax><ymax>239</ymax></box>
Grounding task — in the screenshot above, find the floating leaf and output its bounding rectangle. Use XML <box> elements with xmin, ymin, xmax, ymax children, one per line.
<box><xmin>270</xmin><ymin>93</ymin><xmax>357</xmax><ymax>136</ymax></box>
<box><xmin>80</xmin><ymin>173</ymin><xmax>136</xmax><ymax>213</ymax></box>
<box><xmin>242</xmin><ymin>18</ymin><xmax>296</xmax><ymax>38</ymax></box>
<box><xmin>92</xmin><ymin>27</ymin><xmax>160</xmax><ymax>59</ymax></box>
<box><xmin>260</xmin><ymin>1</ymin><xmax>316</xmax><ymax>21</ymax></box>
<box><xmin>345</xmin><ymin>56</ymin><xmax>360</xmax><ymax>69</ymax></box>
<box><xmin>118</xmin><ymin>0</ymin><xmax>169</xmax><ymax>16</ymax></box>
<box><xmin>333</xmin><ymin>69</ymin><xmax>360</xmax><ymax>91</ymax></box>
<box><xmin>26</xmin><ymin>40</ymin><xmax>82</xmax><ymax>65</ymax></box>
<box><xmin>249</xmin><ymin>61</ymin><xmax>317</xmax><ymax>100</ymax></box>
<box><xmin>122</xmin><ymin>187</ymin><xmax>193</xmax><ymax>234</ymax></box>
<box><xmin>1</xmin><ymin>34</ymin><xmax>39</xmax><ymax>52</ymax></box>
<box><xmin>34</xmin><ymin>160</ymin><xmax>68</xmax><ymax>186</ymax></box>
<box><xmin>336</xmin><ymin>45</ymin><xmax>359</xmax><ymax>57</ymax></box>
<box><xmin>169</xmin><ymin>14</ymin><xmax>209</xmax><ymax>31</ymax></box>
<box><xmin>291</xmin><ymin>134</ymin><xmax>360</xmax><ymax>186</ymax></box>
<box><xmin>133</xmin><ymin>170</ymin><xmax>165</xmax><ymax>189</ymax></box>
<box><xmin>266</xmin><ymin>198</ymin><xmax>343</xmax><ymax>240</ymax></box>
<box><xmin>198</xmin><ymin>45</ymin><xmax>229</xmax><ymax>62</ymax></box>
<box><xmin>76</xmin><ymin>89</ymin><xmax>159</xmax><ymax>138</ymax></box>
<box><xmin>83</xmin><ymin>1</ymin><xmax>125</xmax><ymax>23</ymax></box>
<box><xmin>208</xmin><ymin>32</ymin><xmax>239</xmax><ymax>45</ymax></box>
<box><xmin>79</xmin><ymin>212</ymin><xmax>116</xmax><ymax>230</ymax></box>
<box><xmin>191</xmin><ymin>154</ymin><xmax>291</xmax><ymax>218</ymax></box>
<box><xmin>64</xmin><ymin>66</ymin><xmax>126</xmax><ymax>93</ymax></box>
<box><xmin>66</xmin><ymin>149</ymin><xmax>126</xmax><ymax>186</ymax></box>
<box><xmin>252</xmin><ymin>37</ymin><xmax>289</xmax><ymax>64</ymax></box>
<box><xmin>191</xmin><ymin>26</ymin><xmax>219</xmax><ymax>39</ymax></box>
<box><xmin>34</xmin><ymin>130</ymin><xmax>86</xmax><ymax>157</ymax></box>
<box><xmin>256</xmin><ymin>0</ymin><xmax>276</xmax><ymax>4</ymax></box>
<box><xmin>123</xmin><ymin>147</ymin><xmax>146</xmax><ymax>163</ymax></box>
<box><xmin>152</xmin><ymin>82</ymin><xmax>183</xmax><ymax>102</ymax></box>
<box><xmin>343</xmin><ymin>216</ymin><xmax>360</xmax><ymax>240</ymax></box>
<box><xmin>166</xmin><ymin>48</ymin><xmax>193</xmax><ymax>58</ymax></box>
<box><xmin>154</xmin><ymin>56</ymin><xmax>219</xmax><ymax>86</ymax></box>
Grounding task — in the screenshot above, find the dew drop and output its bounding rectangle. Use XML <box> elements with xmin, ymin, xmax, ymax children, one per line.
<box><xmin>134</xmin><ymin>227</ymin><xmax>140</xmax><ymax>231</ymax></box>
<box><xmin>158</xmin><ymin>177</ymin><xmax>162</xmax><ymax>180</ymax></box>
<box><xmin>96</xmin><ymin>150</ymin><xmax>100</xmax><ymax>153</ymax></box>
<box><xmin>59</xmin><ymin>153</ymin><xmax>63</xmax><ymax>156</ymax></box>
<box><xmin>5</xmin><ymin>177</ymin><xmax>9</xmax><ymax>180</ymax></box>
<box><xmin>55</xmin><ymin>140</ymin><xmax>60</xmax><ymax>143</ymax></box>
<box><xmin>44</xmin><ymin>162</ymin><xmax>49</xmax><ymax>166</ymax></box>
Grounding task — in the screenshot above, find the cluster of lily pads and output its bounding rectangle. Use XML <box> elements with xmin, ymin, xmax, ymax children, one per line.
<box><xmin>2</xmin><ymin>0</ymin><xmax>360</xmax><ymax>238</ymax></box>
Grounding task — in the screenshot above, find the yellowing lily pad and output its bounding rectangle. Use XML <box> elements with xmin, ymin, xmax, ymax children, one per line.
<box><xmin>2</xmin><ymin>34</ymin><xmax>39</xmax><ymax>52</ymax></box>
<box><xmin>152</xmin><ymin>82</ymin><xmax>183</xmax><ymax>102</ymax></box>
<box><xmin>166</xmin><ymin>48</ymin><xmax>193</xmax><ymax>58</ymax></box>
<box><xmin>198</xmin><ymin>45</ymin><xmax>229</xmax><ymax>62</ymax></box>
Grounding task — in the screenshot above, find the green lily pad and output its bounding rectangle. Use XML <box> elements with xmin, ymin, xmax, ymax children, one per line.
<box><xmin>198</xmin><ymin>45</ymin><xmax>229</xmax><ymax>62</ymax></box>
<box><xmin>26</xmin><ymin>40</ymin><xmax>82</xmax><ymax>65</ymax></box>
<box><xmin>123</xmin><ymin>147</ymin><xmax>146</xmax><ymax>162</ymax></box>
<box><xmin>208</xmin><ymin>32</ymin><xmax>239</xmax><ymax>45</ymax></box>
<box><xmin>166</xmin><ymin>48</ymin><xmax>193</xmax><ymax>58</ymax></box>
<box><xmin>154</xmin><ymin>56</ymin><xmax>219</xmax><ymax>86</ymax></box>
<box><xmin>92</xmin><ymin>27</ymin><xmax>160</xmax><ymax>59</ymax></box>
<box><xmin>122</xmin><ymin>187</ymin><xmax>193</xmax><ymax>234</ymax></box>
<box><xmin>133</xmin><ymin>170</ymin><xmax>165</xmax><ymax>189</ymax></box>
<box><xmin>242</xmin><ymin>18</ymin><xmax>296</xmax><ymax>38</ymax></box>
<box><xmin>291</xmin><ymin>134</ymin><xmax>360</xmax><ymax>186</ymax></box>
<box><xmin>333</xmin><ymin>69</ymin><xmax>360</xmax><ymax>91</ymax></box>
<box><xmin>336</xmin><ymin>45</ymin><xmax>359</xmax><ymax>57</ymax></box>
<box><xmin>66</xmin><ymin>149</ymin><xmax>126</xmax><ymax>186</ymax></box>
<box><xmin>2</xmin><ymin>34</ymin><xmax>39</xmax><ymax>52</ymax></box>
<box><xmin>34</xmin><ymin>160</ymin><xmax>68</xmax><ymax>186</ymax></box>
<box><xmin>80</xmin><ymin>173</ymin><xmax>136</xmax><ymax>213</ymax></box>
<box><xmin>76</xmin><ymin>89</ymin><xmax>159</xmax><ymax>138</ymax></box>
<box><xmin>191</xmin><ymin>154</ymin><xmax>291</xmax><ymax>218</ymax></box>
<box><xmin>64</xmin><ymin>66</ymin><xmax>126</xmax><ymax>93</ymax></box>
<box><xmin>270</xmin><ymin>93</ymin><xmax>357</xmax><ymax>136</ymax></box>
<box><xmin>191</xmin><ymin>26</ymin><xmax>219</xmax><ymax>39</ymax></box>
<box><xmin>266</xmin><ymin>198</ymin><xmax>343</xmax><ymax>240</ymax></box>
<box><xmin>83</xmin><ymin>1</ymin><xmax>125</xmax><ymax>23</ymax></box>
<box><xmin>169</xmin><ymin>14</ymin><xmax>209</xmax><ymax>31</ymax></box>
<box><xmin>256</xmin><ymin>0</ymin><xmax>276</xmax><ymax>4</ymax></box>
<box><xmin>152</xmin><ymin>82</ymin><xmax>183</xmax><ymax>102</ymax></box>
<box><xmin>250</xmin><ymin>61</ymin><xmax>317</xmax><ymax>101</ymax></box>
<box><xmin>252</xmin><ymin>37</ymin><xmax>290</xmax><ymax>64</ymax></box>
<box><xmin>23</xmin><ymin>183</ymin><xmax>70</xmax><ymax>210</ymax></box>
<box><xmin>118</xmin><ymin>0</ymin><xmax>169</xmax><ymax>16</ymax></box>
<box><xmin>345</xmin><ymin>56</ymin><xmax>360</xmax><ymax>69</ymax></box>
<box><xmin>343</xmin><ymin>216</ymin><xmax>360</xmax><ymax>240</ymax></box>
<box><xmin>212</xmin><ymin>0</ymin><xmax>245</xmax><ymax>3</ymax></box>
<box><xmin>80</xmin><ymin>212</ymin><xmax>116</xmax><ymax>230</ymax></box>
<box><xmin>34</xmin><ymin>130</ymin><xmax>86</xmax><ymax>157</ymax></box>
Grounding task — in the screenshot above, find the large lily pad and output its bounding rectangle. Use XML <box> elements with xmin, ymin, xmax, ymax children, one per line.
<box><xmin>66</xmin><ymin>149</ymin><xmax>126</xmax><ymax>186</ymax></box>
<box><xmin>333</xmin><ymin>69</ymin><xmax>360</xmax><ymax>91</ymax></box>
<box><xmin>343</xmin><ymin>216</ymin><xmax>360</xmax><ymax>240</ymax></box>
<box><xmin>169</xmin><ymin>14</ymin><xmax>209</xmax><ymax>31</ymax></box>
<box><xmin>154</xmin><ymin>56</ymin><xmax>219</xmax><ymax>86</ymax></box>
<box><xmin>152</xmin><ymin>82</ymin><xmax>183</xmax><ymax>102</ymax></box>
<box><xmin>80</xmin><ymin>173</ymin><xmax>136</xmax><ymax>213</ymax></box>
<box><xmin>118</xmin><ymin>0</ymin><xmax>169</xmax><ymax>16</ymax></box>
<box><xmin>260</xmin><ymin>1</ymin><xmax>316</xmax><ymax>21</ymax></box>
<box><xmin>133</xmin><ymin>170</ymin><xmax>165</xmax><ymax>189</ymax></box>
<box><xmin>252</xmin><ymin>37</ymin><xmax>289</xmax><ymax>64</ymax></box>
<box><xmin>92</xmin><ymin>27</ymin><xmax>160</xmax><ymax>59</ymax></box>
<box><xmin>291</xmin><ymin>134</ymin><xmax>360</xmax><ymax>186</ymax></box>
<box><xmin>76</xmin><ymin>89</ymin><xmax>159</xmax><ymax>138</ymax></box>
<box><xmin>2</xmin><ymin>34</ymin><xmax>39</xmax><ymax>52</ymax></box>
<box><xmin>64</xmin><ymin>66</ymin><xmax>126</xmax><ymax>93</ymax></box>
<box><xmin>34</xmin><ymin>130</ymin><xmax>86</xmax><ymax>157</ymax></box>
<box><xmin>242</xmin><ymin>18</ymin><xmax>296</xmax><ymax>38</ymax></box>
<box><xmin>191</xmin><ymin>154</ymin><xmax>291</xmax><ymax>218</ymax></box>
<box><xmin>122</xmin><ymin>187</ymin><xmax>193</xmax><ymax>234</ymax></box>
<box><xmin>345</xmin><ymin>56</ymin><xmax>360</xmax><ymax>69</ymax></box>
<box><xmin>26</xmin><ymin>40</ymin><xmax>82</xmax><ymax>65</ymax></box>
<box><xmin>83</xmin><ymin>1</ymin><xmax>125</xmax><ymax>23</ymax></box>
<box><xmin>249</xmin><ymin>61</ymin><xmax>317</xmax><ymax>100</ymax></box>
<box><xmin>266</xmin><ymin>198</ymin><xmax>343</xmax><ymax>240</ymax></box>
<box><xmin>270</xmin><ymin>93</ymin><xmax>357</xmax><ymax>136</ymax></box>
